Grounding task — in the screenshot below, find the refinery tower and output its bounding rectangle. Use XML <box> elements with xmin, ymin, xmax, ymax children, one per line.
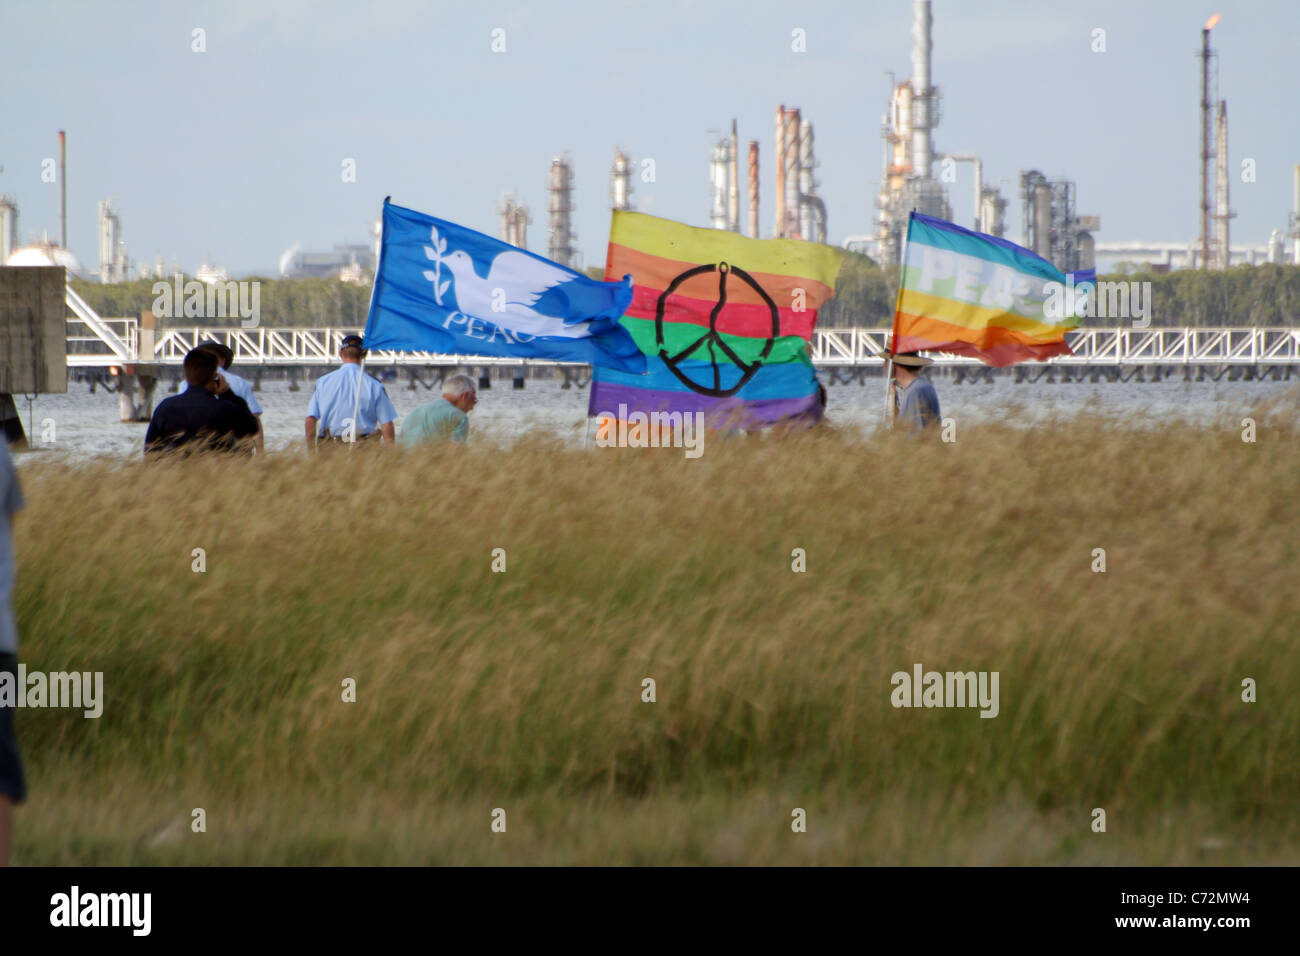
<box><xmin>876</xmin><ymin>0</ymin><xmax>951</xmax><ymax>265</ymax></box>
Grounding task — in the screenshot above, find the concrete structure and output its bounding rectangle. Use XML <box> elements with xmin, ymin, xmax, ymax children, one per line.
<box><xmin>1</xmin><ymin>266</ymin><xmax>68</xmax><ymax>395</ymax></box>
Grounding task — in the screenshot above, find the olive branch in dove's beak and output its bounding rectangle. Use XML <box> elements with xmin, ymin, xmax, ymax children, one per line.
<box><xmin>422</xmin><ymin>226</ymin><xmax>451</xmax><ymax>305</ymax></box>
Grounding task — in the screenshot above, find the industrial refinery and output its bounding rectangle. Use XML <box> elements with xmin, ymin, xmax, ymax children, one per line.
<box><xmin>4</xmin><ymin>2</ymin><xmax>1299</xmax><ymax>282</ymax></box>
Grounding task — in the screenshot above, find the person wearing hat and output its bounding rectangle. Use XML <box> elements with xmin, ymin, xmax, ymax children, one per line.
<box><xmin>304</xmin><ymin>334</ymin><xmax>397</xmax><ymax>452</ymax></box>
<box><xmin>144</xmin><ymin>347</ymin><xmax>260</xmax><ymax>456</ymax></box>
<box><xmin>197</xmin><ymin>341</ymin><xmax>263</xmax><ymax>454</ymax></box>
<box><xmin>889</xmin><ymin>352</ymin><xmax>942</xmax><ymax>432</ymax></box>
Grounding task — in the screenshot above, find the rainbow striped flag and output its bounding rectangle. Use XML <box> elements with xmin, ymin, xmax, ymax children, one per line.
<box><xmin>893</xmin><ymin>212</ymin><xmax>1091</xmax><ymax>367</ymax></box>
<box><xmin>589</xmin><ymin>212</ymin><xmax>843</xmax><ymax>429</ymax></box>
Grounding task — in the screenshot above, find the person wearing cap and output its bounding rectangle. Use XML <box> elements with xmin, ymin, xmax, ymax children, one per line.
<box><xmin>399</xmin><ymin>374</ymin><xmax>477</xmax><ymax>448</ymax></box>
<box><xmin>197</xmin><ymin>341</ymin><xmax>264</xmax><ymax>454</ymax></box>
<box><xmin>144</xmin><ymin>347</ymin><xmax>260</xmax><ymax>456</ymax></box>
<box><xmin>304</xmin><ymin>334</ymin><xmax>397</xmax><ymax>452</ymax></box>
<box><xmin>889</xmin><ymin>352</ymin><xmax>942</xmax><ymax>433</ymax></box>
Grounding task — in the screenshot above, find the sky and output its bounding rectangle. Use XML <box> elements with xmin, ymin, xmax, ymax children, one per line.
<box><xmin>2</xmin><ymin>0</ymin><xmax>1297</xmax><ymax>277</ymax></box>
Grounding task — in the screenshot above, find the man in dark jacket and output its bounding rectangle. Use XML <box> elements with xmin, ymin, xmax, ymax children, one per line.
<box><xmin>144</xmin><ymin>348</ymin><xmax>260</xmax><ymax>457</ymax></box>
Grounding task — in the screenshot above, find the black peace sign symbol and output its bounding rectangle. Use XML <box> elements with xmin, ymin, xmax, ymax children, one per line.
<box><xmin>654</xmin><ymin>262</ymin><xmax>780</xmax><ymax>397</ymax></box>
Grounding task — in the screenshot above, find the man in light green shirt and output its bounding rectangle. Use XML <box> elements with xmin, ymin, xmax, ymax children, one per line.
<box><xmin>399</xmin><ymin>373</ymin><xmax>477</xmax><ymax>447</ymax></box>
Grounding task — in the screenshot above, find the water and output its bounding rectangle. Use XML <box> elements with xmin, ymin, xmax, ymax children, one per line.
<box><xmin>10</xmin><ymin>372</ymin><xmax>1297</xmax><ymax>461</ymax></box>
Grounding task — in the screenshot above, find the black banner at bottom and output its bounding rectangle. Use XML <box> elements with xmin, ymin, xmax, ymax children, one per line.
<box><xmin>1</xmin><ymin>866</ymin><xmax>1282</xmax><ymax>943</ymax></box>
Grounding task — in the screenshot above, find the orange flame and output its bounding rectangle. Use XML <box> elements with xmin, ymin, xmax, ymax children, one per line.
<box><xmin>1205</xmin><ymin>14</ymin><xmax>1221</xmax><ymax>30</ymax></box>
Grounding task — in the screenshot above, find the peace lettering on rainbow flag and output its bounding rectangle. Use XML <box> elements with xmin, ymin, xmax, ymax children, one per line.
<box><xmin>893</xmin><ymin>212</ymin><xmax>1093</xmax><ymax>367</ymax></box>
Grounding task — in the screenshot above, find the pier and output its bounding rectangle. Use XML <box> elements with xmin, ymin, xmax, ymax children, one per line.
<box><xmin>63</xmin><ymin>285</ymin><xmax>1299</xmax><ymax>419</ymax></box>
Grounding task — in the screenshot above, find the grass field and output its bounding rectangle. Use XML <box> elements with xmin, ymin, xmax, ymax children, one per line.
<box><xmin>9</xmin><ymin>399</ymin><xmax>1300</xmax><ymax>864</ymax></box>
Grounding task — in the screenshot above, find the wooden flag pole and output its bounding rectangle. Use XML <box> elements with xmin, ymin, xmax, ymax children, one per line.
<box><xmin>884</xmin><ymin>215</ymin><xmax>912</xmax><ymax>430</ymax></box>
<box><xmin>348</xmin><ymin>355</ymin><xmax>365</xmax><ymax>451</ymax></box>
<box><xmin>350</xmin><ymin>198</ymin><xmax>389</xmax><ymax>452</ymax></box>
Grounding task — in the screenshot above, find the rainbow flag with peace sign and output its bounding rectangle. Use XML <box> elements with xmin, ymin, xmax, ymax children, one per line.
<box><xmin>589</xmin><ymin>212</ymin><xmax>844</xmax><ymax>429</ymax></box>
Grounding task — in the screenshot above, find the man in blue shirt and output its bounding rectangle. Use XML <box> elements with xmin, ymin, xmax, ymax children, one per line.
<box><xmin>890</xmin><ymin>353</ymin><xmax>942</xmax><ymax>432</ymax></box>
<box><xmin>305</xmin><ymin>334</ymin><xmax>397</xmax><ymax>452</ymax></box>
<box><xmin>400</xmin><ymin>374</ymin><xmax>477</xmax><ymax>448</ymax></box>
<box><xmin>198</xmin><ymin>341</ymin><xmax>263</xmax><ymax>454</ymax></box>
<box><xmin>0</xmin><ymin>439</ymin><xmax>26</xmax><ymax>865</ymax></box>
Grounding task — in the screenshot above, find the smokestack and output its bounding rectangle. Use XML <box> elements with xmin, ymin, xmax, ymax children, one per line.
<box><xmin>709</xmin><ymin>139</ymin><xmax>729</xmax><ymax>230</ymax></box>
<box><xmin>1199</xmin><ymin>20</ymin><xmax>1218</xmax><ymax>270</ymax></box>
<box><xmin>547</xmin><ymin>156</ymin><xmax>575</xmax><ymax>267</ymax></box>
<box><xmin>911</xmin><ymin>0</ymin><xmax>933</xmax><ymax>179</ymax></box>
<box><xmin>748</xmin><ymin>141</ymin><xmax>759</xmax><ymax>239</ymax></box>
<box><xmin>784</xmin><ymin>108</ymin><xmax>801</xmax><ymax>239</ymax></box>
<box><xmin>1215</xmin><ymin>100</ymin><xmax>1230</xmax><ymax>269</ymax></box>
<box><xmin>1033</xmin><ymin>184</ymin><xmax>1052</xmax><ymax>261</ymax></box>
<box><xmin>728</xmin><ymin>119</ymin><xmax>740</xmax><ymax>232</ymax></box>
<box><xmin>59</xmin><ymin>130</ymin><xmax>67</xmax><ymax>250</ymax></box>
<box><xmin>774</xmin><ymin>106</ymin><xmax>786</xmax><ymax>237</ymax></box>
<box><xmin>799</xmin><ymin>118</ymin><xmax>814</xmax><ymax>241</ymax></box>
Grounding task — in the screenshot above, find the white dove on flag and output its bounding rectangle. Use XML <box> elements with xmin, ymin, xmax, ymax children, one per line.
<box><xmin>426</xmin><ymin>248</ymin><xmax>592</xmax><ymax>339</ymax></box>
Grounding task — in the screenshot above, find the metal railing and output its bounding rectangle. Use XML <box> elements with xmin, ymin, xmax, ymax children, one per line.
<box><xmin>65</xmin><ymin>291</ymin><xmax>1300</xmax><ymax>370</ymax></box>
<box><xmin>810</xmin><ymin>327</ymin><xmax>1300</xmax><ymax>367</ymax></box>
<box><xmin>67</xmin><ymin>323</ymin><xmax>1300</xmax><ymax>369</ymax></box>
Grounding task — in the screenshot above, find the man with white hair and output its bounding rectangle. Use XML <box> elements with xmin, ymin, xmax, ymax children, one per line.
<box><xmin>399</xmin><ymin>373</ymin><xmax>478</xmax><ymax>447</ymax></box>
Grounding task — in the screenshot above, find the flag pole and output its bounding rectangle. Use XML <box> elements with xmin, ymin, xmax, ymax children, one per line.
<box><xmin>884</xmin><ymin>215</ymin><xmax>912</xmax><ymax>430</ymax></box>
<box><xmin>350</xmin><ymin>197</ymin><xmax>388</xmax><ymax>452</ymax></box>
<box><xmin>348</xmin><ymin>354</ymin><xmax>365</xmax><ymax>452</ymax></box>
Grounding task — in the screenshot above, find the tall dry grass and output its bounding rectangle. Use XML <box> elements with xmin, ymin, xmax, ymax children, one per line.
<box><xmin>9</xmin><ymin>403</ymin><xmax>1300</xmax><ymax>863</ymax></box>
